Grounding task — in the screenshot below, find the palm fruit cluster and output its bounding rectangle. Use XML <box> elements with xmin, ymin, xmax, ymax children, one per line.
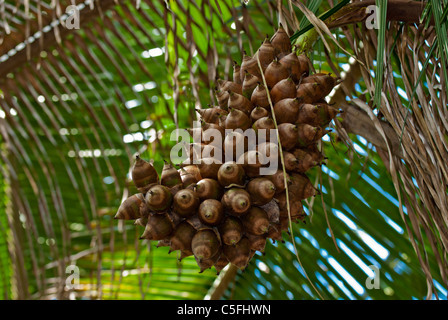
<box><xmin>114</xmin><ymin>25</ymin><xmax>340</xmax><ymax>274</ymax></box>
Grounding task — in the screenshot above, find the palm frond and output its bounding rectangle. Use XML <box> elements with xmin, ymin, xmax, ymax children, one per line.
<box><xmin>0</xmin><ymin>0</ymin><xmax>447</xmax><ymax>301</ymax></box>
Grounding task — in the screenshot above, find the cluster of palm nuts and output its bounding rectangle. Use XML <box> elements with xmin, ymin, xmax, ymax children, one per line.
<box><xmin>115</xmin><ymin>25</ymin><xmax>340</xmax><ymax>274</ymax></box>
